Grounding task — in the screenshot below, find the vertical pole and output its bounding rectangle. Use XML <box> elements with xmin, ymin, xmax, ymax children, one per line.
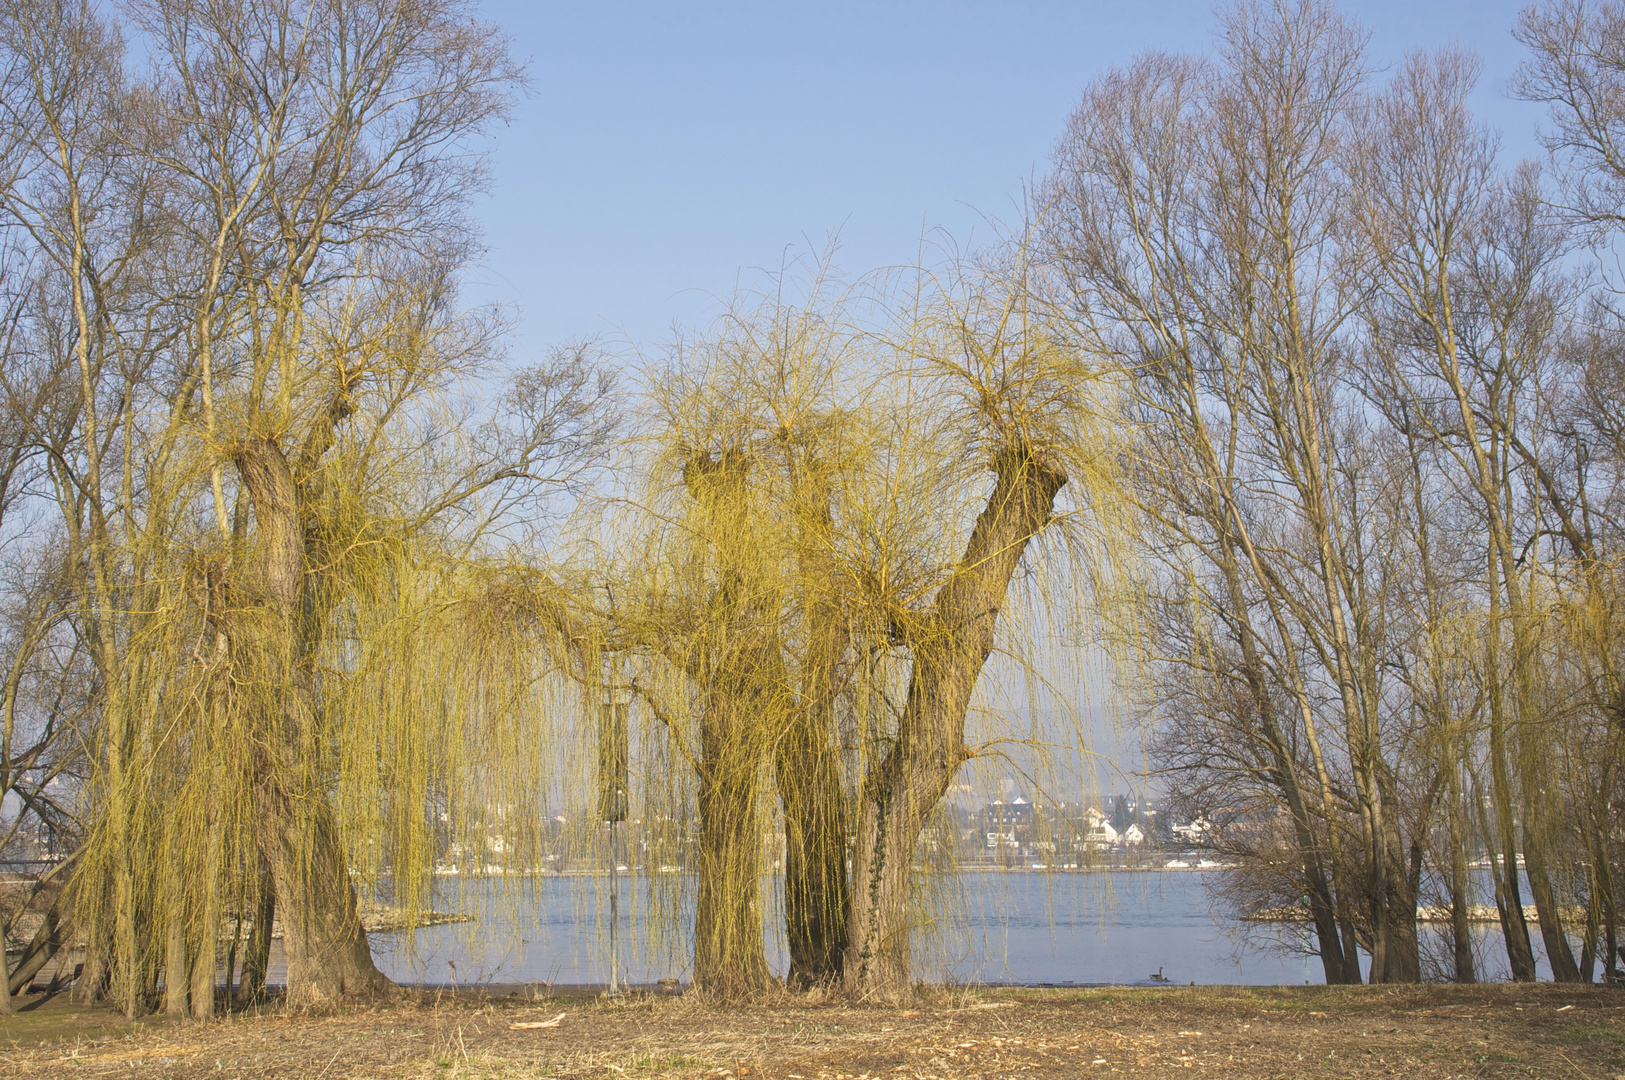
<box><xmin>600</xmin><ymin>637</ymin><xmax>628</xmax><ymax>997</ymax></box>
<box><xmin>608</xmin><ymin>819</ymin><xmax>620</xmax><ymax>995</ymax></box>
<box><xmin>600</xmin><ymin>688</ymin><xmax>628</xmax><ymax>996</ymax></box>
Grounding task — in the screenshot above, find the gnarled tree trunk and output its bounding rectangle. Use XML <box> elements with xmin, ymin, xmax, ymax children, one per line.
<box><xmin>236</xmin><ymin>436</ymin><xmax>389</xmax><ymax>1006</ymax></box>
<box><xmin>844</xmin><ymin>445</ymin><xmax>1064</xmax><ymax>997</ymax></box>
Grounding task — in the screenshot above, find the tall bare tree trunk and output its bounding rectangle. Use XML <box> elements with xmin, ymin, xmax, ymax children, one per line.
<box><xmin>1523</xmin><ymin>830</ymin><xmax>1582</xmax><ymax>982</ymax></box>
<box><xmin>1482</xmin><ymin>615</ymin><xmax>1538</xmax><ymax>982</ymax></box>
<box><xmin>1446</xmin><ymin>764</ymin><xmax>1477</xmax><ymax>983</ymax></box>
<box><xmin>1213</xmin><ymin>536</ymin><xmax>1354</xmax><ymax>983</ymax></box>
<box><xmin>1371</xmin><ymin>761</ymin><xmax>1421</xmax><ymax>982</ymax></box>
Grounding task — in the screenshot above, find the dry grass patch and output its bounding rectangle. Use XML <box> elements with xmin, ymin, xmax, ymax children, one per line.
<box><xmin>1</xmin><ymin>983</ymin><xmax>1622</xmax><ymax>1077</ymax></box>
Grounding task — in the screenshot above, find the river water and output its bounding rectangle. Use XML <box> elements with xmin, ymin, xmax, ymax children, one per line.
<box><xmin>364</xmin><ymin>870</ymin><xmax>1571</xmax><ymax>988</ymax></box>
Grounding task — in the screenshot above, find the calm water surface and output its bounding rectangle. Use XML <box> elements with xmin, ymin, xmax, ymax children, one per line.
<box><xmin>364</xmin><ymin>871</ymin><xmax>1571</xmax><ymax>988</ymax></box>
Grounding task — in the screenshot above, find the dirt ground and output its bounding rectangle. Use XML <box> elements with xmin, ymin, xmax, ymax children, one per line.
<box><xmin>1</xmin><ymin>982</ymin><xmax>1622</xmax><ymax>1079</ymax></box>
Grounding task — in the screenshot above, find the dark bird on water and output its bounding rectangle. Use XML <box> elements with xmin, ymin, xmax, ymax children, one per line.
<box><xmin>1150</xmin><ymin>966</ymin><xmax>1169</xmax><ymax>982</ymax></box>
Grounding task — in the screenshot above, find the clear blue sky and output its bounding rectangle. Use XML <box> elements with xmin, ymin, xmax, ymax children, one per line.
<box><xmin>471</xmin><ymin>1</ymin><xmax>1548</xmax><ymax>362</ymax></box>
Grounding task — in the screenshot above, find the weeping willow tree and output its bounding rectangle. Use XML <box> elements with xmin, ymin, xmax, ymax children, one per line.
<box><xmin>59</xmin><ymin>257</ymin><xmax>609</xmax><ymax>1016</ymax></box>
<box><xmin>588</xmin><ymin>264</ymin><xmax>874</xmax><ymax>996</ymax></box>
<box><xmin>584</xmin><ymin>240</ymin><xmax>1133</xmax><ymax>999</ymax></box>
<box><xmin>0</xmin><ymin>0</ymin><xmax>630</xmax><ymax>1015</ymax></box>
<box><xmin>837</xmin><ymin>246</ymin><xmax>1132</xmax><ymax>996</ymax></box>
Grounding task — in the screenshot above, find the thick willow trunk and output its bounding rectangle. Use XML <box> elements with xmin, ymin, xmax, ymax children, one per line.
<box><xmin>844</xmin><ymin>739</ymin><xmax>950</xmax><ymax>994</ymax></box>
<box><xmin>189</xmin><ymin>930</ymin><xmax>217</xmax><ymax>1020</ymax></box>
<box><xmin>679</xmin><ymin>448</ymin><xmax>778</xmax><ymax>997</ymax></box>
<box><xmin>778</xmin><ymin>493</ymin><xmax>851</xmax><ymax>989</ymax></box>
<box><xmin>693</xmin><ymin>705</ymin><xmax>771</xmax><ymax>996</ymax></box>
<box><xmin>1377</xmin><ymin>875</ymin><xmax>1422</xmax><ymax>983</ymax></box>
<box><xmin>75</xmin><ymin>896</ymin><xmax>109</xmax><ymax>1004</ymax></box>
<box><xmin>238</xmin><ymin>866</ymin><xmax>275</xmax><ymax>1004</ymax></box>
<box><xmin>262</xmin><ymin>796</ymin><xmax>389</xmax><ymax>1004</ymax></box>
<box><xmin>844</xmin><ymin>447</ymin><xmax>1064</xmax><ymax>997</ymax></box>
<box><xmin>235</xmin><ymin>436</ymin><xmax>389</xmax><ymax>1007</ymax></box>
<box><xmin>776</xmin><ymin>710</ymin><xmax>848</xmax><ymax>988</ymax></box>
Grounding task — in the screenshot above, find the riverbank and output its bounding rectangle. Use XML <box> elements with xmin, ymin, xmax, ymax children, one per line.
<box><xmin>2</xmin><ymin>899</ymin><xmax>471</xmax><ymax>997</ymax></box>
<box><xmin>1243</xmin><ymin>902</ymin><xmax>1584</xmax><ymax>925</ymax></box>
<box><xmin>1</xmin><ymin>983</ymin><xmax>1619</xmax><ymax>1077</ymax></box>
<box><xmin>1</xmin><ymin>895</ymin><xmax>468</xmax><ymax>953</ymax></box>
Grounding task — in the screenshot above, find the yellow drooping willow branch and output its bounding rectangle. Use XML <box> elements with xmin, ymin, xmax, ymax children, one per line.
<box><xmin>557</xmin><ymin>242</ymin><xmax>1140</xmax><ymax>997</ymax></box>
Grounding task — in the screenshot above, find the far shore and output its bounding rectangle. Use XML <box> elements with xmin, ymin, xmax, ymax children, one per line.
<box><xmin>428</xmin><ymin>861</ymin><xmax>1227</xmax><ymax>878</ymax></box>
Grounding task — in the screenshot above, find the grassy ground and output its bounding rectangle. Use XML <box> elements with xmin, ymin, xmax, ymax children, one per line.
<box><xmin>1</xmin><ymin>982</ymin><xmax>1622</xmax><ymax>1078</ymax></box>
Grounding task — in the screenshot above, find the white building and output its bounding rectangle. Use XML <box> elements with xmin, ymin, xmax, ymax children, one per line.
<box><xmin>1171</xmin><ymin>815</ymin><xmax>1214</xmax><ymax>843</ymax></box>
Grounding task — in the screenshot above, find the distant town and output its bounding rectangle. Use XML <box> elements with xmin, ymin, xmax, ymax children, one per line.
<box><xmin>270</xmin><ymin>790</ymin><xmax>1226</xmax><ymax>878</ymax></box>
